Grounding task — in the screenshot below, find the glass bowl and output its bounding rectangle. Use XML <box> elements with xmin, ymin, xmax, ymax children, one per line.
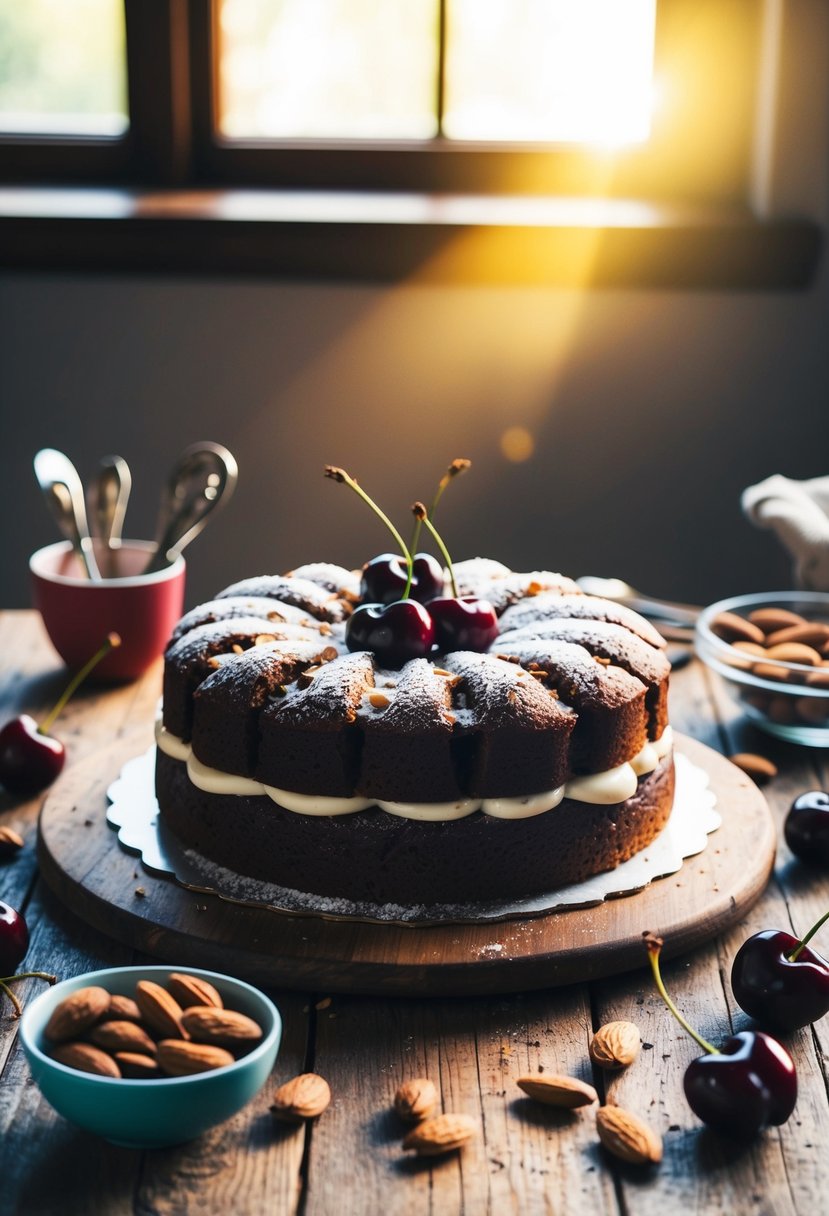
<box><xmin>695</xmin><ymin>591</ymin><xmax>829</xmax><ymax>747</ymax></box>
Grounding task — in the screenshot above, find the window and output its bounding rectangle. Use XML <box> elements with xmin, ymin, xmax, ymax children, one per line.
<box><xmin>0</xmin><ymin>0</ymin><xmax>821</xmax><ymax>286</ymax></box>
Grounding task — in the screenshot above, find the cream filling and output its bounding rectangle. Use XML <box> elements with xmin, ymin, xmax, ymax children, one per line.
<box><xmin>156</xmin><ymin>716</ymin><xmax>673</xmax><ymax>820</ymax></box>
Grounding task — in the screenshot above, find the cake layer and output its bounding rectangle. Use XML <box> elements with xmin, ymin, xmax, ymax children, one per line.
<box><xmin>156</xmin><ymin>750</ymin><xmax>675</xmax><ymax>905</ymax></box>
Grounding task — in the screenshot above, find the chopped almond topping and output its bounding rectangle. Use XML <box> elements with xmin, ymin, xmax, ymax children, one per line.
<box><xmin>254</xmin><ymin>633</ymin><xmax>277</xmax><ymax>646</ymax></box>
<box><xmin>231</xmin><ymin>644</ymin><xmax>244</xmax><ymax>654</ymax></box>
<box><xmin>369</xmin><ymin>692</ymin><xmax>390</xmax><ymax>709</ymax></box>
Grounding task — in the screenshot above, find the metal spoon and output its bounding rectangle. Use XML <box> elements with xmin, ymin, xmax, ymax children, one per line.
<box><xmin>90</xmin><ymin>455</ymin><xmax>132</xmax><ymax>577</ymax></box>
<box><xmin>143</xmin><ymin>442</ymin><xmax>238</xmax><ymax>575</ymax></box>
<box><xmin>34</xmin><ymin>448</ymin><xmax>101</xmax><ymax>581</ymax></box>
<box><xmin>576</xmin><ymin>575</ymin><xmax>700</xmax><ymax>627</ymax></box>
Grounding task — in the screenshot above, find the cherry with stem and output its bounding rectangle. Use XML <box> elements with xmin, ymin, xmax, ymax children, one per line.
<box><xmin>325</xmin><ymin>466</ymin><xmax>435</xmax><ymax>665</ymax></box>
<box><xmin>731</xmin><ymin>905</ymin><xmax>829</xmax><ymax>1031</ymax></box>
<box><xmin>644</xmin><ymin>931</ymin><xmax>797</xmax><ymax>1137</ymax></box>
<box><xmin>0</xmin><ymin>633</ymin><xmax>121</xmax><ymax>798</ymax></box>
<box><xmin>412</xmin><ymin>502</ymin><xmax>499</xmax><ymax>653</ymax></box>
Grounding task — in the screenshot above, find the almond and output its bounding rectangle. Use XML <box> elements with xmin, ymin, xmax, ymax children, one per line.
<box><xmin>115</xmin><ymin>1051</ymin><xmax>161</xmax><ymax>1079</ymax></box>
<box><xmin>710</xmin><ymin>612</ymin><xmax>765</xmax><ymax>646</ymax></box>
<box><xmin>729</xmin><ymin>752</ymin><xmax>778</xmax><ymax>783</ymax></box>
<box><xmin>764</xmin><ymin>623</ymin><xmax>829</xmax><ymax>649</ymax></box>
<box><xmin>44</xmin><ymin>987</ymin><xmax>112</xmax><ymax>1043</ymax></box>
<box><xmin>103</xmin><ymin>995</ymin><xmax>144</xmax><ymax>1024</ymax></box>
<box><xmin>394</xmin><ymin>1078</ymin><xmax>439</xmax><ymax>1123</ymax></box>
<box><xmin>752</xmin><ymin>662</ymin><xmax>793</xmax><ymax>683</ymax></box>
<box><xmin>271</xmin><ymin>1073</ymin><xmax>331</xmax><ymax>1122</ymax></box>
<box><xmin>805</xmin><ymin>669</ymin><xmax>829</xmax><ymax>689</ymax></box>
<box><xmin>727</xmin><ymin>641</ymin><xmax>767</xmax><ymax>670</ymax></box>
<box><xmin>167</xmin><ymin>973</ymin><xmax>224</xmax><ymax>1010</ymax></box>
<box><xmin>517</xmin><ymin>1074</ymin><xmax>598</xmax><ymax>1108</ymax></box>
<box><xmin>0</xmin><ymin>826</ymin><xmax>24</xmax><ymax>858</ymax></box>
<box><xmin>180</xmin><ymin>1005</ymin><xmax>263</xmax><ymax>1047</ymax></box>
<box><xmin>596</xmin><ymin>1105</ymin><xmax>662</xmax><ymax>1165</ymax></box>
<box><xmin>52</xmin><ymin>1042</ymin><xmax>121</xmax><ymax>1078</ymax></box>
<box><xmin>402</xmin><ymin>1113</ymin><xmax>477</xmax><ymax>1156</ymax></box>
<box><xmin>747</xmin><ymin>607</ymin><xmax>808</xmax><ymax>634</ymax></box>
<box><xmin>764</xmin><ymin>642</ymin><xmax>823</xmax><ymax>666</ymax></box>
<box><xmin>156</xmin><ymin>1039</ymin><xmax>235</xmax><ymax>1076</ymax></box>
<box><xmin>589</xmin><ymin>1021</ymin><xmax>641</xmax><ymax>1070</ymax></box>
<box><xmin>796</xmin><ymin>696</ymin><xmax>829</xmax><ymax>724</ymax></box>
<box><xmin>135</xmin><ymin>980</ymin><xmax>188</xmax><ymax>1039</ymax></box>
<box><xmin>89</xmin><ymin>1020</ymin><xmax>158</xmax><ymax>1057</ymax></box>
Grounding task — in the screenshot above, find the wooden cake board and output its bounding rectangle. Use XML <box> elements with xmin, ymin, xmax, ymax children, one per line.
<box><xmin>37</xmin><ymin>733</ymin><xmax>775</xmax><ymax>997</ymax></box>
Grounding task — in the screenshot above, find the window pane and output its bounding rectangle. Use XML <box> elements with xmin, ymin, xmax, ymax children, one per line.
<box><xmin>217</xmin><ymin>0</ymin><xmax>439</xmax><ymax>140</ymax></box>
<box><xmin>444</xmin><ymin>0</ymin><xmax>656</xmax><ymax>144</ymax></box>
<box><xmin>0</xmin><ymin>0</ymin><xmax>127</xmax><ymax>137</ymax></box>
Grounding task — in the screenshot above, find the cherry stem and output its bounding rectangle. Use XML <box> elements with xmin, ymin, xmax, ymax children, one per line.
<box><xmin>0</xmin><ymin>971</ymin><xmax>57</xmax><ymax>985</ymax></box>
<box><xmin>789</xmin><ymin>905</ymin><xmax>829</xmax><ymax>962</ymax></box>
<box><xmin>0</xmin><ymin>980</ymin><xmax>22</xmax><ymax>1018</ymax></box>
<box><xmin>412</xmin><ymin>502</ymin><xmax>458</xmax><ymax>597</ymax></box>
<box><xmin>644</xmin><ymin>932</ymin><xmax>717</xmax><ymax>1056</ymax></box>
<box><xmin>40</xmin><ymin>633</ymin><xmax>121</xmax><ymax>735</ymax></box>
<box><xmin>325</xmin><ymin>466</ymin><xmax>414</xmax><ymax>599</ymax></box>
<box><xmin>409</xmin><ymin>457</ymin><xmax>471</xmax><ymax>553</ymax></box>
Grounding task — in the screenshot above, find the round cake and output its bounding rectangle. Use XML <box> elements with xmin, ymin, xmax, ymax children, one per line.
<box><xmin>154</xmin><ymin>558</ymin><xmax>674</xmax><ymax>908</ymax></box>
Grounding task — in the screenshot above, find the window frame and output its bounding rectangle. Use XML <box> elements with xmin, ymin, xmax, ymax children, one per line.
<box><xmin>0</xmin><ymin>0</ymin><xmax>821</xmax><ymax>288</ymax></box>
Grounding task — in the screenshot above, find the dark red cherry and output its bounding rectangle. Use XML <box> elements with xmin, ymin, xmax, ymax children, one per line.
<box><xmin>731</xmin><ymin>929</ymin><xmax>829</xmax><ymax>1032</ymax></box>
<box><xmin>360</xmin><ymin>552</ymin><xmax>444</xmax><ymax>605</ymax></box>
<box><xmin>784</xmin><ymin>790</ymin><xmax>829</xmax><ymax>864</ymax></box>
<box><xmin>0</xmin><ymin>715</ymin><xmax>65</xmax><ymax>798</ymax></box>
<box><xmin>683</xmin><ymin>1030</ymin><xmax>797</xmax><ymax>1137</ymax></box>
<box><xmin>346</xmin><ymin>600</ymin><xmax>436</xmax><ymax>667</ymax></box>
<box><xmin>428</xmin><ymin>596</ymin><xmax>499</xmax><ymax>653</ymax></box>
<box><xmin>0</xmin><ymin>900</ymin><xmax>29</xmax><ymax>975</ymax></box>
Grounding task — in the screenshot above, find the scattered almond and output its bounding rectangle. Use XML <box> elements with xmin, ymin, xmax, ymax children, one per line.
<box><xmin>44</xmin><ymin>987</ymin><xmax>111</xmax><ymax>1043</ymax></box>
<box><xmin>394</xmin><ymin>1078</ymin><xmax>439</xmax><ymax>1123</ymax></box>
<box><xmin>52</xmin><ymin>1042</ymin><xmax>121</xmax><ymax>1078</ymax></box>
<box><xmin>517</xmin><ymin>1074</ymin><xmax>598</xmax><ymax>1108</ymax></box>
<box><xmin>589</xmin><ymin>1021</ymin><xmax>641</xmax><ymax>1070</ymax></box>
<box><xmin>729</xmin><ymin>752</ymin><xmax>778</xmax><ymax>783</ymax></box>
<box><xmin>156</xmin><ymin>1039</ymin><xmax>235</xmax><ymax>1076</ymax></box>
<box><xmin>596</xmin><ymin>1105</ymin><xmax>662</xmax><ymax>1166</ymax></box>
<box><xmin>271</xmin><ymin>1073</ymin><xmax>331</xmax><ymax>1122</ymax></box>
<box><xmin>0</xmin><ymin>826</ymin><xmax>24</xmax><ymax>858</ymax></box>
<box><xmin>180</xmin><ymin>1005</ymin><xmax>263</xmax><ymax>1047</ymax></box>
<box><xmin>167</xmin><ymin>973</ymin><xmax>224</xmax><ymax>1010</ymax></box>
<box><xmin>135</xmin><ymin>980</ymin><xmax>188</xmax><ymax>1039</ymax></box>
<box><xmin>402</xmin><ymin>1113</ymin><xmax>477</xmax><ymax>1157</ymax></box>
<box><xmin>89</xmin><ymin>1020</ymin><xmax>158</xmax><ymax>1057</ymax></box>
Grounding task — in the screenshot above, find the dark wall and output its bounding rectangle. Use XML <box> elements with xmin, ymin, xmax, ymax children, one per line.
<box><xmin>2</xmin><ymin>268</ymin><xmax>826</xmax><ymax>615</ymax></box>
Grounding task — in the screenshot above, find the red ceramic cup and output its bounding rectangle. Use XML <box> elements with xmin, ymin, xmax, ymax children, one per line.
<box><xmin>30</xmin><ymin>540</ymin><xmax>186</xmax><ymax>681</ymax></box>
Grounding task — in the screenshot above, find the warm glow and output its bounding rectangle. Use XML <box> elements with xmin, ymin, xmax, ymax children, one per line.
<box><xmin>444</xmin><ymin>0</ymin><xmax>657</xmax><ymax>145</ymax></box>
<box><xmin>217</xmin><ymin>0</ymin><xmax>657</xmax><ymax>146</ymax></box>
<box><xmin>500</xmin><ymin>427</ymin><xmax>535</xmax><ymax>463</ymax></box>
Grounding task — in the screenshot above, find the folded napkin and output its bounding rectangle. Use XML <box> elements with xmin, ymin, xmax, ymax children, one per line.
<box><xmin>742</xmin><ymin>473</ymin><xmax>829</xmax><ymax>590</ymax></box>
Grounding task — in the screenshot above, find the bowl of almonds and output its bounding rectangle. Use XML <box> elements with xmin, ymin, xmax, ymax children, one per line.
<box><xmin>19</xmin><ymin>965</ymin><xmax>281</xmax><ymax>1148</ymax></box>
<box><xmin>695</xmin><ymin>591</ymin><xmax>829</xmax><ymax>745</ymax></box>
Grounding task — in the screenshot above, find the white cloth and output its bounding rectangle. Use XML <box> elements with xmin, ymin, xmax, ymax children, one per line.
<box><xmin>742</xmin><ymin>474</ymin><xmax>829</xmax><ymax>590</ymax></box>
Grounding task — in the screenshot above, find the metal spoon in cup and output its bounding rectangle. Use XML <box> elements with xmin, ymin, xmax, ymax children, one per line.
<box><xmin>34</xmin><ymin>448</ymin><xmax>101</xmax><ymax>581</ymax></box>
<box><xmin>143</xmin><ymin>442</ymin><xmax>238</xmax><ymax>575</ymax></box>
<box><xmin>89</xmin><ymin>455</ymin><xmax>132</xmax><ymax>577</ymax></box>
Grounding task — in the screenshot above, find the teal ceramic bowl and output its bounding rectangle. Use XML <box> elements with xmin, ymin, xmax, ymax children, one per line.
<box><xmin>20</xmin><ymin>965</ymin><xmax>281</xmax><ymax>1149</ymax></box>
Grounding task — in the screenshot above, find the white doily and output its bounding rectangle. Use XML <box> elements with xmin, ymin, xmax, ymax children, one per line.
<box><xmin>106</xmin><ymin>750</ymin><xmax>719</xmax><ymax>926</ymax></box>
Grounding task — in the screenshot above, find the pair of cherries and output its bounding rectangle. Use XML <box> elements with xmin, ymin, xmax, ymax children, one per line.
<box><xmin>349</xmin><ymin>550</ymin><xmax>499</xmax><ymax>666</ymax></box>
<box><xmin>324</xmin><ymin>466</ymin><xmax>498</xmax><ymax>668</ymax></box>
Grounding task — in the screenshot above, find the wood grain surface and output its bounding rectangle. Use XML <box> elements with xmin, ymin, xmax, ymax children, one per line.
<box><xmin>35</xmin><ymin>733</ymin><xmax>775</xmax><ymax>996</ymax></box>
<box><xmin>1</xmin><ymin>610</ymin><xmax>828</xmax><ymax>1216</ymax></box>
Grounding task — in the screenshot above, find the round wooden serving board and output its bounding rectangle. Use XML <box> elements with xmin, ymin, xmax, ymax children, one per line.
<box><xmin>37</xmin><ymin>732</ymin><xmax>775</xmax><ymax>996</ymax></box>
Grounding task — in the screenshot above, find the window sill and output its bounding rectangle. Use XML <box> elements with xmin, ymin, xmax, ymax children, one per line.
<box><xmin>0</xmin><ymin>186</ymin><xmax>821</xmax><ymax>288</ymax></box>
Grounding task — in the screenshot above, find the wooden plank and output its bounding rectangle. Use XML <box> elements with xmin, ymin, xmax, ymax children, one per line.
<box><xmin>307</xmin><ymin>990</ymin><xmax>618</xmax><ymax>1216</ymax></box>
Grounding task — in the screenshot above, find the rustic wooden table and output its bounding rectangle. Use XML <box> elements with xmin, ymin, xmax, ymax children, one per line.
<box><xmin>1</xmin><ymin>610</ymin><xmax>828</xmax><ymax>1216</ymax></box>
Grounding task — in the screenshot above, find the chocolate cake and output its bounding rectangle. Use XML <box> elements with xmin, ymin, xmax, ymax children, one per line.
<box><xmin>154</xmin><ymin>558</ymin><xmax>675</xmax><ymax>908</ymax></box>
